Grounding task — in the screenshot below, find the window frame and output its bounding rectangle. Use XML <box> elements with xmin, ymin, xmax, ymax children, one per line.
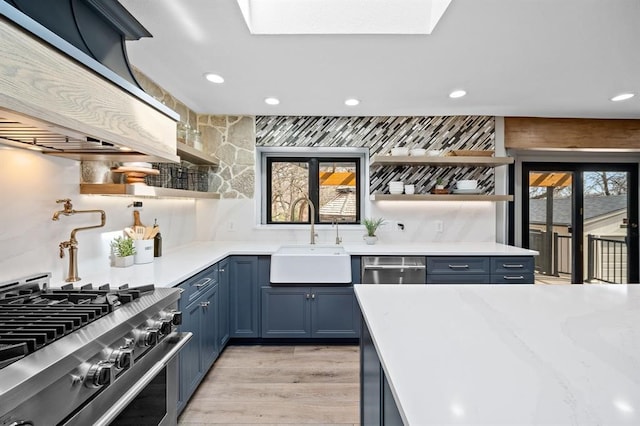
<box><xmin>258</xmin><ymin>148</ymin><xmax>368</xmax><ymax>226</ymax></box>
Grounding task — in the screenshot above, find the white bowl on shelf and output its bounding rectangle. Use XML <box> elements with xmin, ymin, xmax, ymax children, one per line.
<box><xmin>426</xmin><ymin>150</ymin><xmax>443</xmax><ymax>157</ymax></box>
<box><xmin>391</xmin><ymin>147</ymin><xmax>409</xmax><ymax>156</ymax></box>
<box><xmin>456</xmin><ymin>180</ymin><xmax>478</xmax><ymax>190</ymax></box>
<box><xmin>389</xmin><ymin>189</ymin><xmax>404</xmax><ymax>195</ymax></box>
<box><xmin>409</xmin><ymin>148</ymin><xmax>426</xmax><ymax>156</ymax></box>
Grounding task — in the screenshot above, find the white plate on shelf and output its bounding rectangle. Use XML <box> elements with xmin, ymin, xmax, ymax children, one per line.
<box><xmin>452</xmin><ymin>188</ymin><xmax>483</xmax><ymax>194</ymax></box>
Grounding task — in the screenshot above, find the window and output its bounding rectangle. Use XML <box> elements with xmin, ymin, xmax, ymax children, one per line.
<box><xmin>265</xmin><ymin>155</ymin><xmax>362</xmax><ymax>225</ymax></box>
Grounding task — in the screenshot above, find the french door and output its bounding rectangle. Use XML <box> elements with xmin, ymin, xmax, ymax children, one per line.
<box><xmin>522</xmin><ymin>163</ymin><xmax>639</xmax><ymax>284</ymax></box>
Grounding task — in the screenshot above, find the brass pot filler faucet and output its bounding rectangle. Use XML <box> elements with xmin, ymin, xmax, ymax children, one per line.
<box><xmin>52</xmin><ymin>198</ymin><xmax>106</xmax><ymax>282</ymax></box>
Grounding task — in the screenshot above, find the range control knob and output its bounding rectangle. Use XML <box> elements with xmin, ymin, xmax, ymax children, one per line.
<box><xmin>169</xmin><ymin>311</ymin><xmax>182</xmax><ymax>326</ymax></box>
<box><xmin>109</xmin><ymin>347</ymin><xmax>133</xmax><ymax>370</ymax></box>
<box><xmin>85</xmin><ymin>361</ymin><xmax>113</xmax><ymax>388</ymax></box>
<box><xmin>151</xmin><ymin>319</ymin><xmax>173</xmax><ymax>336</ymax></box>
<box><xmin>139</xmin><ymin>328</ymin><xmax>159</xmax><ymax>347</ymax></box>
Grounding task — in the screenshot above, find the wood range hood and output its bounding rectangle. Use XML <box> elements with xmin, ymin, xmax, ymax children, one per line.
<box><xmin>0</xmin><ymin>1</ymin><xmax>180</xmax><ymax>163</ymax></box>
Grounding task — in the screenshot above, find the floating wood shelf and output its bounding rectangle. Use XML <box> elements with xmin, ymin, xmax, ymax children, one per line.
<box><xmin>177</xmin><ymin>142</ymin><xmax>218</xmax><ymax>166</ymax></box>
<box><xmin>80</xmin><ymin>184</ymin><xmax>220</xmax><ymax>199</ymax></box>
<box><xmin>370</xmin><ymin>194</ymin><xmax>514</xmax><ymax>202</ymax></box>
<box><xmin>369</xmin><ymin>156</ymin><xmax>514</xmax><ymax>167</ymax></box>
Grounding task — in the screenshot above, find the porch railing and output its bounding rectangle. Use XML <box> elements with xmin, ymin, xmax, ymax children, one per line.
<box><xmin>587</xmin><ymin>235</ymin><xmax>627</xmax><ymax>283</ymax></box>
<box><xmin>529</xmin><ymin>230</ymin><xmax>627</xmax><ymax>283</ymax></box>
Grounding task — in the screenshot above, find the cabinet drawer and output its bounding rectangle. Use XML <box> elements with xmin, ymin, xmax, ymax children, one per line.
<box><xmin>426</xmin><ymin>274</ymin><xmax>491</xmax><ymax>284</ymax></box>
<box><xmin>427</xmin><ymin>257</ymin><xmax>490</xmax><ymax>275</ymax></box>
<box><xmin>491</xmin><ymin>273</ymin><xmax>534</xmax><ymax>284</ymax></box>
<box><xmin>180</xmin><ymin>263</ymin><xmax>219</xmax><ymax>304</ymax></box>
<box><xmin>491</xmin><ymin>257</ymin><xmax>534</xmax><ymax>274</ymax></box>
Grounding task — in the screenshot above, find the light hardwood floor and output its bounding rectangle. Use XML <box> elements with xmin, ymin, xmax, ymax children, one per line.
<box><xmin>179</xmin><ymin>345</ymin><xmax>360</xmax><ymax>426</ymax></box>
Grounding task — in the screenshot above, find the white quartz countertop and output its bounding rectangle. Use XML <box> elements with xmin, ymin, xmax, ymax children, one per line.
<box><xmin>50</xmin><ymin>241</ymin><xmax>536</xmax><ymax>288</ymax></box>
<box><xmin>355</xmin><ymin>284</ymin><xmax>640</xmax><ymax>425</ymax></box>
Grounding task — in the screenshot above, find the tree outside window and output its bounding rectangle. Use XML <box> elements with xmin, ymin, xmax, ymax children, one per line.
<box><xmin>267</xmin><ymin>157</ymin><xmax>360</xmax><ymax>224</ymax></box>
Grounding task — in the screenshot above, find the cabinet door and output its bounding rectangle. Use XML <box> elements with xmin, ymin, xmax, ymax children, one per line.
<box><xmin>491</xmin><ymin>257</ymin><xmax>535</xmax><ymax>274</ymax></box>
<box><xmin>230</xmin><ymin>256</ymin><xmax>260</xmax><ymax>338</ymax></box>
<box><xmin>351</xmin><ymin>256</ymin><xmax>361</xmax><ymax>284</ymax></box>
<box><xmin>427</xmin><ymin>257</ymin><xmax>491</xmax><ymax>275</ymax></box>
<box><xmin>200</xmin><ymin>284</ymin><xmax>219</xmax><ymax>371</ymax></box>
<box><xmin>261</xmin><ymin>287</ymin><xmax>311</xmax><ymax>338</ymax></box>
<box><xmin>178</xmin><ymin>293</ymin><xmax>205</xmax><ymax>412</ymax></box>
<box><xmin>311</xmin><ymin>287</ymin><xmax>360</xmax><ymax>338</ymax></box>
<box><xmin>217</xmin><ymin>259</ymin><xmax>230</xmax><ymax>348</ymax></box>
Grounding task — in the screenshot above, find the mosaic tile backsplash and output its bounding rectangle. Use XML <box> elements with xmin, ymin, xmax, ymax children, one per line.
<box><xmin>256</xmin><ymin>116</ymin><xmax>495</xmax><ymax>194</ymax></box>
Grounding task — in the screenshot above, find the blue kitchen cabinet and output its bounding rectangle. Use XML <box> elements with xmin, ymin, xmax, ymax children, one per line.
<box><xmin>262</xmin><ymin>286</ymin><xmax>359</xmax><ymax>338</ymax></box>
<box><xmin>217</xmin><ymin>258</ymin><xmax>230</xmax><ymax>348</ymax></box>
<box><xmin>261</xmin><ymin>287</ymin><xmax>312</xmax><ymax>337</ymax></box>
<box><xmin>426</xmin><ymin>256</ymin><xmax>534</xmax><ymax>284</ymax></box>
<box><xmin>490</xmin><ymin>256</ymin><xmax>534</xmax><ymax>284</ymax></box>
<box><xmin>351</xmin><ymin>256</ymin><xmax>361</xmax><ymax>284</ymax></box>
<box><xmin>177</xmin><ymin>264</ymin><xmax>220</xmax><ymax>414</ymax></box>
<box><xmin>229</xmin><ymin>256</ymin><xmax>262</xmax><ymax>338</ymax></box>
<box><xmin>361</xmin><ymin>314</ymin><xmax>402</xmax><ymax>425</ymax></box>
<box><xmin>311</xmin><ymin>287</ymin><xmax>360</xmax><ymax>338</ymax></box>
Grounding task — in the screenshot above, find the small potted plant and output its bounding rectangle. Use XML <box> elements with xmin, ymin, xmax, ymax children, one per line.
<box><xmin>362</xmin><ymin>217</ymin><xmax>385</xmax><ymax>245</ymax></box>
<box><xmin>435</xmin><ymin>177</ymin><xmax>445</xmax><ymax>190</ymax></box>
<box><xmin>110</xmin><ymin>236</ymin><xmax>136</xmax><ymax>267</ymax></box>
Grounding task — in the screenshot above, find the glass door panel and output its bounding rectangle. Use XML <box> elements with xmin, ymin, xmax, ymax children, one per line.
<box><xmin>523</xmin><ymin>163</ymin><xmax>638</xmax><ymax>284</ymax></box>
<box><xmin>583</xmin><ymin>171</ymin><xmax>629</xmax><ymax>283</ymax></box>
<box><xmin>527</xmin><ymin>170</ymin><xmax>574</xmax><ymax>284</ymax></box>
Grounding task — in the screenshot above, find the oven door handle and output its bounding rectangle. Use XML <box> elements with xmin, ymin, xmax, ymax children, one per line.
<box><xmin>93</xmin><ymin>332</ymin><xmax>193</xmax><ymax>426</ymax></box>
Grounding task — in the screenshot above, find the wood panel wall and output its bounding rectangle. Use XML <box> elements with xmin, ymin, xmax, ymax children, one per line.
<box><xmin>504</xmin><ymin>117</ymin><xmax>640</xmax><ymax>150</ymax></box>
<box><xmin>0</xmin><ymin>18</ymin><xmax>179</xmax><ymax>162</ymax></box>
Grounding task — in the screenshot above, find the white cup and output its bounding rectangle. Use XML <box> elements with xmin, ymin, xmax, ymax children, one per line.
<box><xmin>404</xmin><ymin>184</ymin><xmax>415</xmax><ymax>194</ymax></box>
<box><xmin>134</xmin><ymin>240</ymin><xmax>154</xmax><ymax>264</ymax></box>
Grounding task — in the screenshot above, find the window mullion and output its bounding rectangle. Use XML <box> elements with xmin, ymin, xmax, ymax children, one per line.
<box><xmin>309</xmin><ymin>158</ymin><xmax>320</xmax><ymax>223</ymax></box>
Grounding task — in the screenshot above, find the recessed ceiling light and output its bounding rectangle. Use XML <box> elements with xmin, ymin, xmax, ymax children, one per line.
<box><xmin>610</xmin><ymin>93</ymin><xmax>635</xmax><ymax>102</ymax></box>
<box><xmin>449</xmin><ymin>90</ymin><xmax>467</xmax><ymax>99</ymax></box>
<box><xmin>345</xmin><ymin>98</ymin><xmax>360</xmax><ymax>106</ymax></box>
<box><xmin>204</xmin><ymin>73</ymin><xmax>225</xmax><ymax>84</ymax></box>
<box><xmin>265</xmin><ymin>97</ymin><xmax>280</xmax><ymax>105</ymax></box>
<box><xmin>119</xmin><ymin>146</ymin><xmax>133</xmax><ymax>152</ymax></box>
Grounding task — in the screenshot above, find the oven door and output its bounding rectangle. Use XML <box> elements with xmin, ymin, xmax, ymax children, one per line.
<box><xmin>64</xmin><ymin>332</ymin><xmax>192</xmax><ymax>426</ymax></box>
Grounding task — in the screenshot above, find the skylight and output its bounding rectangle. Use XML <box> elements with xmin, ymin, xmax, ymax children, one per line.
<box><xmin>236</xmin><ymin>0</ymin><xmax>452</xmax><ymax>35</ymax></box>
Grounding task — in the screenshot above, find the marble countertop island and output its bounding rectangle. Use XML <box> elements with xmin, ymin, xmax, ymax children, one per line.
<box><xmin>355</xmin><ymin>284</ymin><xmax>640</xmax><ymax>425</ymax></box>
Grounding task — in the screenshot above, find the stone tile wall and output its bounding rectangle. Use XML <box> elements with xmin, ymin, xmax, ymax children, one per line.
<box><xmin>130</xmin><ymin>69</ymin><xmax>255</xmax><ymax>198</ymax></box>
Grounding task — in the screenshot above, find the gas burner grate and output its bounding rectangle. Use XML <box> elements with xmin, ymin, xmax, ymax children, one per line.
<box><xmin>0</xmin><ymin>278</ymin><xmax>155</xmax><ymax>369</ymax></box>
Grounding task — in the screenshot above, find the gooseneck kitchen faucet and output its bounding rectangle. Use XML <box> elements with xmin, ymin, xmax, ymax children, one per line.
<box><xmin>52</xmin><ymin>198</ymin><xmax>106</xmax><ymax>282</ymax></box>
<box><xmin>290</xmin><ymin>196</ymin><xmax>317</xmax><ymax>244</ymax></box>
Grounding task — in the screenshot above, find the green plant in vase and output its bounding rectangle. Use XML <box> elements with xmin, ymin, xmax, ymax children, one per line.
<box><xmin>362</xmin><ymin>217</ymin><xmax>385</xmax><ymax>244</ymax></box>
<box><xmin>110</xmin><ymin>236</ymin><xmax>136</xmax><ymax>267</ymax></box>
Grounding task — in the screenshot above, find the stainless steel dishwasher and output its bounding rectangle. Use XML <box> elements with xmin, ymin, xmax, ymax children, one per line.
<box><xmin>361</xmin><ymin>256</ymin><xmax>427</xmax><ymax>284</ymax></box>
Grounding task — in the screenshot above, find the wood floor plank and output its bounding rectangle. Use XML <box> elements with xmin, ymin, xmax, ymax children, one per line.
<box><xmin>179</xmin><ymin>345</ymin><xmax>360</xmax><ymax>425</ymax></box>
<box><xmin>202</xmin><ymin>366</ymin><xmax>359</xmax><ymax>384</ymax></box>
<box><xmin>189</xmin><ymin>382</ymin><xmax>359</xmax><ymax>402</ymax></box>
<box><xmin>179</xmin><ymin>401</ymin><xmax>359</xmax><ymax>424</ymax></box>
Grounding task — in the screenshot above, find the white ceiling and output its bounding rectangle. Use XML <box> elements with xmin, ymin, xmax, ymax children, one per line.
<box><xmin>120</xmin><ymin>0</ymin><xmax>640</xmax><ymax>118</ymax></box>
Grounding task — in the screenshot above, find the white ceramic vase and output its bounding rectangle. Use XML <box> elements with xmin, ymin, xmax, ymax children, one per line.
<box><xmin>114</xmin><ymin>255</ymin><xmax>134</xmax><ymax>268</ymax></box>
<box><xmin>363</xmin><ymin>235</ymin><xmax>378</xmax><ymax>245</ymax></box>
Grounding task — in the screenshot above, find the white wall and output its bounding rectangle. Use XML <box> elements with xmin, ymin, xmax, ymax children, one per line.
<box><xmin>0</xmin><ymin>144</ymin><xmax>499</xmax><ymax>284</ymax></box>
<box><xmin>197</xmin><ymin>198</ymin><xmax>497</xmax><ymax>244</ymax></box>
<box><xmin>0</xmin><ymin>147</ymin><xmax>198</xmax><ymax>283</ymax></box>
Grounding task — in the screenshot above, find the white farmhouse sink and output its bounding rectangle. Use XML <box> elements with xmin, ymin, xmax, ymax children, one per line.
<box><xmin>270</xmin><ymin>245</ymin><xmax>352</xmax><ymax>284</ymax></box>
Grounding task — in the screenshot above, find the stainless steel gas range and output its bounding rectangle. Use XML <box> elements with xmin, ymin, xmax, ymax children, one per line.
<box><xmin>0</xmin><ymin>273</ymin><xmax>191</xmax><ymax>425</ymax></box>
